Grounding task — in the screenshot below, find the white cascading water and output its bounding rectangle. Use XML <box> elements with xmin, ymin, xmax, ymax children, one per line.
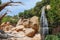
<box><xmin>40</xmin><ymin>6</ymin><xmax>49</xmax><ymax>39</ymax></box>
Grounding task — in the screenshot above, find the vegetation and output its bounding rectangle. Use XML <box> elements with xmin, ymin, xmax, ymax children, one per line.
<box><xmin>0</xmin><ymin>0</ymin><xmax>1</xmax><ymax>4</ymax></box>
<box><xmin>18</xmin><ymin>0</ymin><xmax>60</xmax><ymax>27</ymax></box>
<box><xmin>1</xmin><ymin>15</ymin><xmax>19</xmax><ymax>25</ymax></box>
<box><xmin>45</xmin><ymin>33</ymin><xmax>60</xmax><ymax>40</ymax></box>
<box><xmin>0</xmin><ymin>0</ymin><xmax>60</xmax><ymax>40</ymax></box>
<box><xmin>0</xmin><ymin>0</ymin><xmax>22</xmax><ymax>25</ymax></box>
<box><xmin>45</xmin><ymin>35</ymin><xmax>59</xmax><ymax>40</ymax></box>
<box><xmin>1</xmin><ymin>0</ymin><xmax>60</xmax><ymax>28</ymax></box>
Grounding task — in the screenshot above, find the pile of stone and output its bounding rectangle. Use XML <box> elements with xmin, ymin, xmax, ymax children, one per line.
<box><xmin>0</xmin><ymin>16</ymin><xmax>41</xmax><ymax>40</ymax></box>
<box><xmin>0</xmin><ymin>22</ymin><xmax>14</xmax><ymax>32</ymax></box>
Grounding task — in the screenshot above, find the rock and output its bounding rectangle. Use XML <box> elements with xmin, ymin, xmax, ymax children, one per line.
<box><xmin>16</xmin><ymin>25</ymin><xmax>24</xmax><ymax>29</ymax></box>
<box><xmin>15</xmin><ymin>25</ymin><xmax>24</xmax><ymax>32</ymax></box>
<box><xmin>0</xmin><ymin>22</ymin><xmax>14</xmax><ymax>31</ymax></box>
<box><xmin>29</xmin><ymin>16</ymin><xmax>39</xmax><ymax>33</ymax></box>
<box><xmin>11</xmin><ymin>31</ymin><xmax>18</xmax><ymax>34</ymax></box>
<box><xmin>1</xmin><ymin>22</ymin><xmax>6</xmax><ymax>26</ymax></box>
<box><xmin>23</xmin><ymin>19</ymin><xmax>30</xmax><ymax>28</ymax></box>
<box><xmin>0</xmin><ymin>16</ymin><xmax>41</xmax><ymax>40</ymax></box>
<box><xmin>9</xmin><ymin>38</ymin><xmax>16</xmax><ymax>40</ymax></box>
<box><xmin>0</xmin><ymin>22</ymin><xmax>6</xmax><ymax>30</ymax></box>
<box><xmin>8</xmin><ymin>31</ymin><xmax>25</xmax><ymax>40</ymax></box>
<box><xmin>14</xmin><ymin>38</ymin><xmax>24</xmax><ymax>40</ymax></box>
<box><xmin>16</xmin><ymin>18</ymin><xmax>30</xmax><ymax>28</ymax></box>
<box><xmin>15</xmin><ymin>31</ymin><xmax>25</xmax><ymax>38</ymax></box>
<box><xmin>32</xmin><ymin>34</ymin><xmax>41</xmax><ymax>40</ymax></box>
<box><xmin>23</xmin><ymin>36</ymin><xmax>32</xmax><ymax>40</ymax></box>
<box><xmin>4</xmin><ymin>25</ymin><xmax>13</xmax><ymax>32</ymax></box>
<box><xmin>23</xmin><ymin>28</ymin><xmax>35</xmax><ymax>37</ymax></box>
<box><xmin>16</xmin><ymin>18</ymin><xmax>23</xmax><ymax>26</ymax></box>
<box><xmin>9</xmin><ymin>37</ymin><xmax>32</xmax><ymax>40</ymax></box>
<box><xmin>11</xmin><ymin>25</ymin><xmax>24</xmax><ymax>32</ymax></box>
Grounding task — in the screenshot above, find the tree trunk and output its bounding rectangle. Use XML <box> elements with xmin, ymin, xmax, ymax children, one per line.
<box><xmin>0</xmin><ymin>12</ymin><xmax>7</xmax><ymax>25</ymax></box>
<box><xmin>0</xmin><ymin>2</ymin><xmax>10</xmax><ymax>11</ymax></box>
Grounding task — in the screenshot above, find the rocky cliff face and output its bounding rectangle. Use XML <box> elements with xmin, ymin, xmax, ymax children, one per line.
<box><xmin>0</xmin><ymin>16</ymin><xmax>41</xmax><ymax>40</ymax></box>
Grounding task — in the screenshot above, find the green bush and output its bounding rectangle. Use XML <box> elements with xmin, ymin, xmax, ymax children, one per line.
<box><xmin>45</xmin><ymin>35</ymin><xmax>59</xmax><ymax>40</ymax></box>
<box><xmin>56</xmin><ymin>33</ymin><xmax>60</xmax><ymax>39</ymax></box>
<box><xmin>2</xmin><ymin>16</ymin><xmax>11</xmax><ymax>22</ymax></box>
<box><xmin>0</xmin><ymin>0</ymin><xmax>1</xmax><ymax>4</ymax></box>
<box><xmin>1</xmin><ymin>16</ymin><xmax>18</xmax><ymax>25</ymax></box>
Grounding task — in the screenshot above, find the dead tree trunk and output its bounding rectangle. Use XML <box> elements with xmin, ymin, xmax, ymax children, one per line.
<box><xmin>0</xmin><ymin>2</ymin><xmax>11</xmax><ymax>24</ymax></box>
<box><xmin>0</xmin><ymin>12</ymin><xmax>7</xmax><ymax>24</ymax></box>
<box><xmin>0</xmin><ymin>1</ymin><xmax>22</xmax><ymax>25</ymax></box>
<box><xmin>0</xmin><ymin>2</ymin><xmax>22</xmax><ymax>11</ymax></box>
<box><xmin>0</xmin><ymin>2</ymin><xmax>10</xmax><ymax>11</ymax></box>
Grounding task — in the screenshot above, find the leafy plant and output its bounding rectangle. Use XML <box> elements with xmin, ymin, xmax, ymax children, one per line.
<box><xmin>45</xmin><ymin>35</ymin><xmax>59</xmax><ymax>40</ymax></box>
<box><xmin>56</xmin><ymin>33</ymin><xmax>60</xmax><ymax>38</ymax></box>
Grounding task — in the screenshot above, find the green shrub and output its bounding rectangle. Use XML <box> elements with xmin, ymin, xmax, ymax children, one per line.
<box><xmin>56</xmin><ymin>33</ymin><xmax>60</xmax><ymax>39</ymax></box>
<box><xmin>45</xmin><ymin>35</ymin><xmax>59</xmax><ymax>40</ymax></box>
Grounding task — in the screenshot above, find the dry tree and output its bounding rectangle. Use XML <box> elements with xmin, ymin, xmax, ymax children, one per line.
<box><xmin>0</xmin><ymin>0</ymin><xmax>23</xmax><ymax>24</ymax></box>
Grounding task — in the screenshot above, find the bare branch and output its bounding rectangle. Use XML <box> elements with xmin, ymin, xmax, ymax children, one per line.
<box><xmin>0</xmin><ymin>11</ymin><xmax>7</xmax><ymax>20</ymax></box>
<box><xmin>0</xmin><ymin>1</ymin><xmax>23</xmax><ymax>11</ymax></box>
<box><xmin>0</xmin><ymin>2</ymin><xmax>10</xmax><ymax>11</ymax></box>
<box><xmin>0</xmin><ymin>0</ymin><xmax>24</xmax><ymax>24</ymax></box>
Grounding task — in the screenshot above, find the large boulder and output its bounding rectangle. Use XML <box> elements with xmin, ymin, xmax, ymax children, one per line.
<box><xmin>16</xmin><ymin>18</ymin><xmax>30</xmax><ymax>28</ymax></box>
<box><xmin>4</xmin><ymin>25</ymin><xmax>13</xmax><ymax>32</ymax></box>
<box><xmin>0</xmin><ymin>22</ymin><xmax>13</xmax><ymax>31</ymax></box>
<box><xmin>23</xmin><ymin>36</ymin><xmax>32</xmax><ymax>40</ymax></box>
<box><xmin>15</xmin><ymin>25</ymin><xmax>24</xmax><ymax>32</ymax></box>
<box><xmin>16</xmin><ymin>18</ymin><xmax>23</xmax><ymax>26</ymax></box>
<box><xmin>32</xmin><ymin>34</ymin><xmax>41</xmax><ymax>40</ymax></box>
<box><xmin>10</xmin><ymin>25</ymin><xmax>24</xmax><ymax>32</ymax></box>
<box><xmin>9</xmin><ymin>36</ymin><xmax>32</xmax><ymax>40</ymax></box>
<box><xmin>22</xmin><ymin>19</ymin><xmax>30</xmax><ymax>28</ymax></box>
<box><xmin>23</xmin><ymin>28</ymin><xmax>35</xmax><ymax>37</ymax></box>
<box><xmin>29</xmin><ymin>16</ymin><xmax>39</xmax><ymax>33</ymax></box>
<box><xmin>0</xmin><ymin>22</ymin><xmax>6</xmax><ymax>30</ymax></box>
<box><xmin>15</xmin><ymin>31</ymin><xmax>25</xmax><ymax>38</ymax></box>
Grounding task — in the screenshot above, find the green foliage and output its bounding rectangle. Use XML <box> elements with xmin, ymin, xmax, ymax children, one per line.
<box><xmin>45</xmin><ymin>35</ymin><xmax>59</xmax><ymax>40</ymax></box>
<box><xmin>2</xmin><ymin>16</ymin><xmax>12</xmax><ymax>22</ymax></box>
<box><xmin>56</xmin><ymin>33</ymin><xmax>60</xmax><ymax>38</ymax></box>
<box><xmin>10</xmin><ymin>19</ymin><xmax>18</xmax><ymax>24</ymax></box>
<box><xmin>19</xmin><ymin>10</ymin><xmax>34</xmax><ymax>18</ymax></box>
<box><xmin>19</xmin><ymin>0</ymin><xmax>60</xmax><ymax>27</ymax></box>
<box><xmin>55</xmin><ymin>33</ymin><xmax>60</xmax><ymax>40</ymax></box>
<box><xmin>1</xmin><ymin>0</ymin><xmax>60</xmax><ymax>27</ymax></box>
<box><xmin>0</xmin><ymin>0</ymin><xmax>1</xmax><ymax>4</ymax></box>
<box><xmin>2</xmin><ymin>15</ymin><xmax>19</xmax><ymax>25</ymax></box>
<box><xmin>45</xmin><ymin>33</ymin><xmax>60</xmax><ymax>40</ymax></box>
<box><xmin>42</xmin><ymin>0</ymin><xmax>50</xmax><ymax>5</ymax></box>
<box><xmin>47</xmin><ymin>0</ymin><xmax>60</xmax><ymax>27</ymax></box>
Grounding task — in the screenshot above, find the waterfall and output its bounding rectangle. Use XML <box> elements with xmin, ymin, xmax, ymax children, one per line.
<box><xmin>40</xmin><ymin>6</ymin><xmax>49</xmax><ymax>37</ymax></box>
